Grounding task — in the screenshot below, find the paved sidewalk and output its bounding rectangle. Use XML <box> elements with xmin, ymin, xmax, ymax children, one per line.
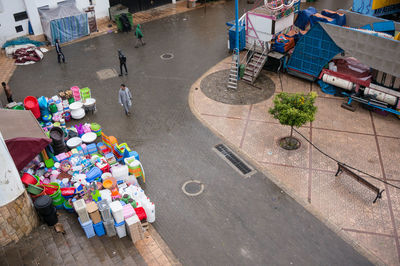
<box><xmin>190</xmin><ymin>57</ymin><xmax>400</xmax><ymax>265</ymax></box>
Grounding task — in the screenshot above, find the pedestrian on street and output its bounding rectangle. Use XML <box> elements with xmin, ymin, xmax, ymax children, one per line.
<box><xmin>2</xmin><ymin>82</ymin><xmax>13</xmax><ymax>103</ymax></box>
<box><xmin>118</xmin><ymin>49</ymin><xmax>128</xmax><ymax>76</ymax></box>
<box><xmin>134</xmin><ymin>24</ymin><xmax>145</xmax><ymax>48</ymax></box>
<box><xmin>55</xmin><ymin>39</ymin><xmax>65</xmax><ymax>63</ymax></box>
<box><xmin>119</xmin><ymin>84</ymin><xmax>132</xmax><ymax>116</ymax></box>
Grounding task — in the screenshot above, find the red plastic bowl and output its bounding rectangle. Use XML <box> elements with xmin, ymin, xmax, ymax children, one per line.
<box><xmin>21</xmin><ymin>173</ymin><xmax>38</xmax><ymax>187</ymax></box>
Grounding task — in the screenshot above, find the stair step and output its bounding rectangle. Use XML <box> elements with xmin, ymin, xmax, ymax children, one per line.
<box><xmin>228</xmin><ymin>81</ymin><xmax>237</xmax><ymax>86</ymax></box>
<box><xmin>227</xmin><ymin>85</ymin><xmax>237</xmax><ymax>90</ymax></box>
<box><xmin>244</xmin><ymin>71</ymin><xmax>254</xmax><ymax>76</ymax></box>
<box><xmin>242</xmin><ymin>76</ymin><xmax>253</xmax><ymax>82</ymax></box>
<box><xmin>249</xmin><ymin>62</ymin><xmax>261</xmax><ymax>67</ymax></box>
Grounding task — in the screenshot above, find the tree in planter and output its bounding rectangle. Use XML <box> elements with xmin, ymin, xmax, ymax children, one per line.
<box><xmin>269</xmin><ymin>92</ymin><xmax>317</xmax><ymax>149</ymax></box>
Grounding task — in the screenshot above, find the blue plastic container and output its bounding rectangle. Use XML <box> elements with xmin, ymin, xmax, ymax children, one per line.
<box><xmin>129</xmin><ymin>151</ymin><xmax>140</xmax><ymax>161</ymax></box>
<box><xmin>93</xmin><ymin>221</ymin><xmax>106</xmax><ymax>237</ymax></box>
<box><xmin>86</xmin><ymin>166</ymin><xmax>102</xmax><ymax>183</ymax></box>
<box><xmin>78</xmin><ymin>217</ymin><xmax>95</xmax><ymax>238</ymax></box>
<box><xmin>229</xmin><ymin>25</ymin><xmax>245</xmax><ymax>51</ymax></box>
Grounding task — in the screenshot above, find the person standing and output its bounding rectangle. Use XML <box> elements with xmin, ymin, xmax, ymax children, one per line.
<box><xmin>134</xmin><ymin>24</ymin><xmax>145</xmax><ymax>48</ymax></box>
<box><xmin>118</xmin><ymin>50</ymin><xmax>128</xmax><ymax>76</ymax></box>
<box><xmin>118</xmin><ymin>84</ymin><xmax>132</xmax><ymax>116</ymax></box>
<box><xmin>2</xmin><ymin>82</ymin><xmax>13</xmax><ymax>103</ymax></box>
<box><xmin>55</xmin><ymin>39</ymin><xmax>65</xmax><ymax>63</ymax></box>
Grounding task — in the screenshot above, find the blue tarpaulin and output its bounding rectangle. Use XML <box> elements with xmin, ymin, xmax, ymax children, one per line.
<box><xmin>2</xmin><ymin>37</ymin><xmax>44</xmax><ymax>49</ymax></box>
<box><xmin>294</xmin><ymin>7</ymin><xmax>317</xmax><ymax>30</ymax></box>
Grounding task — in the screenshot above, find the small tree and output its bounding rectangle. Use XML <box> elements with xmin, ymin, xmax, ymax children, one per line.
<box><xmin>269</xmin><ymin>92</ymin><xmax>317</xmax><ymax>149</ymax></box>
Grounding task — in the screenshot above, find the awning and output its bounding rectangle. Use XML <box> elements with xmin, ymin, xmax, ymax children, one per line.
<box><xmin>0</xmin><ymin>109</ymin><xmax>51</xmax><ymax>171</ymax></box>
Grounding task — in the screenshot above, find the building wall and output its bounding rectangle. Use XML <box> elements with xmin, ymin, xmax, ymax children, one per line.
<box><xmin>0</xmin><ymin>0</ymin><xmax>110</xmax><ymax>46</ymax></box>
<box><xmin>0</xmin><ymin>0</ymin><xmax>30</xmax><ymax>46</ymax></box>
<box><xmin>0</xmin><ymin>132</ymin><xmax>38</xmax><ymax>247</ymax></box>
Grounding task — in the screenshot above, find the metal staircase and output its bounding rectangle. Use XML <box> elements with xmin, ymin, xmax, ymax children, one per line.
<box><xmin>242</xmin><ymin>47</ymin><xmax>268</xmax><ymax>84</ymax></box>
<box><xmin>227</xmin><ymin>49</ymin><xmax>239</xmax><ymax>90</ymax></box>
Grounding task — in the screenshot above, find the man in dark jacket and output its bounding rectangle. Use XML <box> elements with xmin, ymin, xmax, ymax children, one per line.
<box><xmin>118</xmin><ymin>49</ymin><xmax>128</xmax><ymax>76</ymax></box>
<box><xmin>55</xmin><ymin>39</ymin><xmax>65</xmax><ymax>63</ymax></box>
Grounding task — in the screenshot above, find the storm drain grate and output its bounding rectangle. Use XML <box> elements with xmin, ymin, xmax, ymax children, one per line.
<box><xmin>214</xmin><ymin>144</ymin><xmax>256</xmax><ymax>178</ymax></box>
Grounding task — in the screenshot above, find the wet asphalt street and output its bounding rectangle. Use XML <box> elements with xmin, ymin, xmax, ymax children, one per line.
<box><xmin>10</xmin><ymin>1</ymin><xmax>370</xmax><ymax>265</ymax></box>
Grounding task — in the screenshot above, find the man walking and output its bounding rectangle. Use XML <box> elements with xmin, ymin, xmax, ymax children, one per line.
<box><xmin>55</xmin><ymin>39</ymin><xmax>65</xmax><ymax>63</ymax></box>
<box><xmin>2</xmin><ymin>82</ymin><xmax>13</xmax><ymax>103</ymax></box>
<box><xmin>118</xmin><ymin>50</ymin><xmax>128</xmax><ymax>76</ymax></box>
<box><xmin>134</xmin><ymin>24</ymin><xmax>145</xmax><ymax>48</ymax></box>
<box><xmin>118</xmin><ymin>84</ymin><xmax>132</xmax><ymax>116</ymax></box>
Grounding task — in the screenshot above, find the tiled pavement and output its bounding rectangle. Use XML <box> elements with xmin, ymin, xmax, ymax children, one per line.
<box><xmin>0</xmin><ymin>211</ymin><xmax>179</xmax><ymax>266</ymax></box>
<box><xmin>189</xmin><ymin>56</ymin><xmax>400</xmax><ymax>265</ymax></box>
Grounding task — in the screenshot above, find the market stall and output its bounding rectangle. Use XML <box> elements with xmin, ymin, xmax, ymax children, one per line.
<box><xmin>38</xmin><ymin>0</ymin><xmax>89</xmax><ymax>45</ymax></box>
<box><xmin>11</xmin><ymin>86</ymin><xmax>154</xmax><ymax>242</ymax></box>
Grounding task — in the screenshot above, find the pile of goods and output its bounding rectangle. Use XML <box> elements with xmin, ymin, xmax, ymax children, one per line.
<box><xmin>21</xmin><ymin>126</ymin><xmax>153</xmax><ymax>241</ymax></box>
<box><xmin>2</xmin><ymin>36</ymin><xmax>46</xmax><ymax>65</ymax></box>
<box><xmin>13</xmin><ymin>86</ymin><xmax>96</xmax><ymax>124</ymax></box>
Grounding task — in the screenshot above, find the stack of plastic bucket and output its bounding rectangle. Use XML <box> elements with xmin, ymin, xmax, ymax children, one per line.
<box><xmin>34</xmin><ymin>195</ymin><xmax>58</xmax><ymax>226</ymax></box>
<box><xmin>46</xmin><ymin>182</ymin><xmax>64</xmax><ymax>208</ymax></box>
<box><xmin>24</xmin><ymin>96</ymin><xmax>41</xmax><ymax>119</ymax></box>
<box><xmin>71</xmin><ymin>86</ymin><xmax>81</xmax><ymax>102</ymax></box>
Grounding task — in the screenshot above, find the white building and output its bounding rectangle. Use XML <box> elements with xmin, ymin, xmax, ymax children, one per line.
<box><xmin>0</xmin><ymin>0</ymin><xmax>110</xmax><ymax>46</ymax></box>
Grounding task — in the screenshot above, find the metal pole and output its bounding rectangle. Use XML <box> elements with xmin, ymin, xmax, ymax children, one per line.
<box><xmin>235</xmin><ymin>0</ymin><xmax>239</xmax><ymax>80</ymax></box>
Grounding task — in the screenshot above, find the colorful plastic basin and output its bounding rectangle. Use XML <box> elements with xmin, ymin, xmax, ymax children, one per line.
<box><xmin>66</xmin><ymin>137</ymin><xmax>82</xmax><ymax>149</ymax></box>
<box><xmin>21</xmin><ymin>173</ymin><xmax>39</xmax><ymax>187</ymax></box>
<box><xmin>81</xmin><ymin>132</ymin><xmax>97</xmax><ymax>144</ymax></box>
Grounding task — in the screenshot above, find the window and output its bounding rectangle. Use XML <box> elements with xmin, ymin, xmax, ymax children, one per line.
<box><xmin>14</xmin><ymin>11</ymin><xmax>28</xmax><ymax>22</ymax></box>
<box><xmin>15</xmin><ymin>25</ymin><xmax>23</xmax><ymax>33</ymax></box>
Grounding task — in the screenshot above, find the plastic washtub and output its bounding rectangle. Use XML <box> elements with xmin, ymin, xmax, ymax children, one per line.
<box><xmin>78</xmin><ymin>217</ymin><xmax>95</xmax><ymax>238</ymax></box>
<box><xmin>115</xmin><ymin>220</ymin><xmax>127</xmax><ymax>238</ymax></box>
<box><xmin>21</xmin><ymin>173</ymin><xmax>39</xmax><ymax>186</ymax></box>
<box><xmin>24</xmin><ymin>96</ymin><xmax>41</xmax><ymax>118</ymax></box>
<box><xmin>93</xmin><ymin>221</ymin><xmax>106</xmax><ymax>236</ymax></box>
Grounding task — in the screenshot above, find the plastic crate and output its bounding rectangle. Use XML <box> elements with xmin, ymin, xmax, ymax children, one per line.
<box><xmin>73</xmin><ymin>199</ymin><xmax>90</xmax><ymax>224</ymax></box>
<box><xmin>78</xmin><ymin>217</ymin><xmax>95</xmax><ymax>238</ymax></box>
<box><xmin>115</xmin><ymin>220</ymin><xmax>127</xmax><ymax>238</ymax></box>
<box><xmin>287</xmin><ymin>23</ymin><xmax>343</xmax><ymax>78</ymax></box>
<box><xmin>80</xmin><ymin>87</ymin><xmax>91</xmax><ymax>101</ymax></box>
<box><xmin>98</xmin><ymin>200</ymin><xmax>113</xmax><ymax>221</ymax></box>
<box><xmin>110</xmin><ymin>201</ymin><xmax>124</xmax><ymax>223</ymax></box>
<box><xmin>93</xmin><ymin>221</ymin><xmax>106</xmax><ymax>237</ymax></box>
<box><xmin>103</xmin><ymin>218</ymin><xmax>116</xmax><ymax>237</ymax></box>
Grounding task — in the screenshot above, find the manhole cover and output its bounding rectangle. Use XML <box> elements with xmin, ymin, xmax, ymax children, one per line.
<box><xmin>160</xmin><ymin>53</ymin><xmax>174</xmax><ymax>60</ymax></box>
<box><xmin>96</xmin><ymin>68</ymin><xmax>118</xmax><ymax>80</ymax></box>
<box><xmin>182</xmin><ymin>180</ymin><xmax>204</xmax><ymax>196</ymax></box>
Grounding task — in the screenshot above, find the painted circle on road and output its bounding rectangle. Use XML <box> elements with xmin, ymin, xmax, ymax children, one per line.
<box><xmin>160</xmin><ymin>53</ymin><xmax>174</xmax><ymax>60</ymax></box>
<box><xmin>182</xmin><ymin>180</ymin><xmax>204</xmax><ymax>196</ymax></box>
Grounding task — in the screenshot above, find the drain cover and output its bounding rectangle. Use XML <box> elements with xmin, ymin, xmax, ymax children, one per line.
<box><xmin>214</xmin><ymin>144</ymin><xmax>256</xmax><ymax>178</ymax></box>
<box><xmin>160</xmin><ymin>53</ymin><xmax>174</xmax><ymax>60</ymax></box>
<box><xmin>182</xmin><ymin>180</ymin><xmax>204</xmax><ymax>196</ymax></box>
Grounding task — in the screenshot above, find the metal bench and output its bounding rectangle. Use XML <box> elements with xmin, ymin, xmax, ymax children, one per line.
<box><xmin>335</xmin><ymin>163</ymin><xmax>384</xmax><ymax>203</ymax></box>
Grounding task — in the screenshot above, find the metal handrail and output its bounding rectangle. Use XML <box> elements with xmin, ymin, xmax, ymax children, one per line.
<box><xmin>252</xmin><ymin>45</ymin><xmax>268</xmax><ymax>81</ymax></box>
<box><xmin>241</xmin><ymin>42</ymin><xmax>255</xmax><ymax>66</ymax></box>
